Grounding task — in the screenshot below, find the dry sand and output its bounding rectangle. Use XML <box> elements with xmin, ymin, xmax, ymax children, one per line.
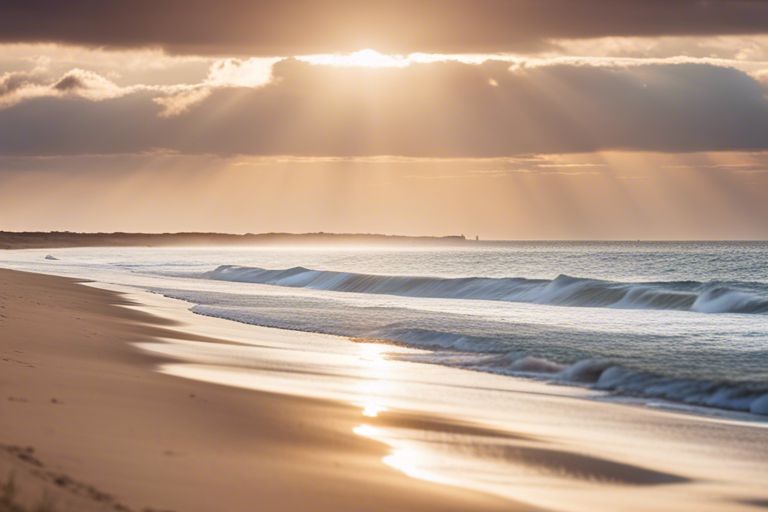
<box><xmin>0</xmin><ymin>269</ymin><xmax>519</xmax><ymax>512</ymax></box>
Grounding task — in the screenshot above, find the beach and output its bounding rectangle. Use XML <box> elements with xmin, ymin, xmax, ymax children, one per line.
<box><xmin>4</xmin><ymin>2</ymin><xmax>768</xmax><ymax>509</ymax></box>
<box><xmin>0</xmin><ymin>269</ymin><xmax>516</xmax><ymax>512</ymax></box>
<box><xmin>3</xmin><ymin>3</ymin><xmax>768</xmax><ymax>509</ymax></box>
<box><xmin>1</xmin><ymin>254</ymin><xmax>767</xmax><ymax>511</ymax></box>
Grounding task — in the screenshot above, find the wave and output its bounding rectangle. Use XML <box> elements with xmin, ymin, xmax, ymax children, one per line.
<box><xmin>368</xmin><ymin>328</ymin><xmax>768</xmax><ymax>416</ymax></box>
<box><xmin>170</xmin><ymin>296</ymin><xmax>768</xmax><ymax>417</ymax></box>
<box><xmin>152</xmin><ymin>287</ymin><xmax>768</xmax><ymax>417</ymax></box>
<box><xmin>478</xmin><ymin>355</ymin><xmax>768</xmax><ymax>415</ymax></box>
<box><xmin>204</xmin><ymin>265</ymin><xmax>768</xmax><ymax>314</ymax></box>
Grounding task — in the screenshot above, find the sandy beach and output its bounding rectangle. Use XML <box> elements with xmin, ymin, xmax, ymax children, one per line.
<box><xmin>0</xmin><ymin>269</ymin><xmax>518</xmax><ymax>512</ymax></box>
<box><xmin>2</xmin><ymin>264</ymin><xmax>768</xmax><ymax>512</ymax></box>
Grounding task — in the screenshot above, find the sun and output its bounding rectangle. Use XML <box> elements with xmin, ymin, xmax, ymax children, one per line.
<box><xmin>299</xmin><ymin>49</ymin><xmax>410</xmax><ymax>68</ymax></box>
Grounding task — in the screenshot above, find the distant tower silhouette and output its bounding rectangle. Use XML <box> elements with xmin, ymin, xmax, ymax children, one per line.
<box><xmin>475</xmin><ymin>235</ymin><xmax>479</xmax><ymax>241</ymax></box>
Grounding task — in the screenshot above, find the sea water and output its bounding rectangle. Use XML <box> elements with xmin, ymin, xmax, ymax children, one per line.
<box><xmin>2</xmin><ymin>241</ymin><xmax>767</xmax><ymax>416</ymax></box>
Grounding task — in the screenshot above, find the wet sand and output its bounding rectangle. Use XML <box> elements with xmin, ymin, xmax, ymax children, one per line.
<box><xmin>0</xmin><ymin>269</ymin><xmax>517</xmax><ymax>512</ymax></box>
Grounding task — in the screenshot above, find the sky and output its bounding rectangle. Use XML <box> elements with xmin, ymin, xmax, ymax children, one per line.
<box><xmin>1</xmin><ymin>0</ymin><xmax>768</xmax><ymax>239</ymax></box>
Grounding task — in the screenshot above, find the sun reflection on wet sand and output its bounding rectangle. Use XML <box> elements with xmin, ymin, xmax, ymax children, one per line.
<box><xmin>348</xmin><ymin>341</ymin><xmax>698</xmax><ymax>512</ymax></box>
<box><xmin>350</xmin><ymin>342</ymin><xmax>547</xmax><ymax>498</ymax></box>
<box><xmin>352</xmin><ymin>342</ymin><xmax>456</xmax><ymax>488</ymax></box>
<box><xmin>351</xmin><ymin>423</ymin><xmax>451</xmax><ymax>487</ymax></box>
<box><xmin>353</xmin><ymin>342</ymin><xmax>393</xmax><ymax>418</ymax></box>
<box><xmin>354</xmin><ymin>343</ymin><xmax>428</xmax><ymax>480</ymax></box>
<box><xmin>362</xmin><ymin>402</ymin><xmax>388</xmax><ymax>417</ymax></box>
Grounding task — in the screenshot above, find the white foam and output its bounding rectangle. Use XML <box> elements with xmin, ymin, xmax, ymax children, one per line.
<box><xmin>205</xmin><ymin>265</ymin><xmax>768</xmax><ymax>314</ymax></box>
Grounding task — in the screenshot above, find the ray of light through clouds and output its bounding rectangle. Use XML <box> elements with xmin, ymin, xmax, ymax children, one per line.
<box><xmin>1</xmin><ymin>0</ymin><xmax>768</xmax><ymax>239</ymax></box>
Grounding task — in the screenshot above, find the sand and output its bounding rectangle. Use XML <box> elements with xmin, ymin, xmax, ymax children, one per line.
<box><xmin>2</xmin><ymin>267</ymin><xmax>767</xmax><ymax>512</ymax></box>
<box><xmin>0</xmin><ymin>269</ymin><xmax>518</xmax><ymax>512</ymax></box>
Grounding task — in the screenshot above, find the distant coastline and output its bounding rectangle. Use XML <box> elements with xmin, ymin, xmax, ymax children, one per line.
<box><xmin>0</xmin><ymin>231</ymin><xmax>469</xmax><ymax>250</ymax></box>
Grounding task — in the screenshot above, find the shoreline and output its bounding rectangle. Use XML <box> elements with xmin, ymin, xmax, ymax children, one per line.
<box><xmin>122</xmin><ymin>286</ymin><xmax>768</xmax><ymax>512</ymax></box>
<box><xmin>2</xmin><ymin>267</ymin><xmax>768</xmax><ymax>511</ymax></box>
<box><xmin>166</xmin><ymin>297</ymin><xmax>768</xmax><ymax>424</ymax></box>
<box><xmin>3</xmin><ymin>245</ymin><xmax>766</xmax><ymax>422</ymax></box>
<box><xmin>0</xmin><ymin>269</ymin><xmax>516</xmax><ymax>512</ymax></box>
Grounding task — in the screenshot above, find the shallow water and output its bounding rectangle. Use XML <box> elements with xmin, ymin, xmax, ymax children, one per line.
<box><xmin>2</xmin><ymin>242</ymin><xmax>767</xmax><ymax>416</ymax></box>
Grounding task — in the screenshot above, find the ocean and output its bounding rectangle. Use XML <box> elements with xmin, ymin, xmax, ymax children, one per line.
<box><xmin>3</xmin><ymin>241</ymin><xmax>767</xmax><ymax>417</ymax></box>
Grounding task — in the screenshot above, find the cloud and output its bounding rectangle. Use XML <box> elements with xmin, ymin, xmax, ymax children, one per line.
<box><xmin>1</xmin><ymin>1</ymin><xmax>768</xmax><ymax>55</ymax></box>
<box><xmin>205</xmin><ymin>58</ymin><xmax>277</xmax><ymax>87</ymax></box>
<box><xmin>0</xmin><ymin>71</ymin><xmax>36</xmax><ymax>98</ymax></box>
<box><xmin>0</xmin><ymin>56</ymin><xmax>274</xmax><ymax>115</ymax></box>
<box><xmin>552</xmin><ymin>35</ymin><xmax>768</xmax><ymax>62</ymax></box>
<box><xmin>755</xmin><ymin>68</ymin><xmax>768</xmax><ymax>87</ymax></box>
<box><xmin>51</xmin><ymin>69</ymin><xmax>125</xmax><ymax>99</ymax></box>
<box><xmin>0</xmin><ymin>68</ymin><xmax>131</xmax><ymax>106</ymax></box>
<box><xmin>0</xmin><ymin>68</ymin><xmax>138</xmax><ymax>108</ymax></box>
<box><xmin>1</xmin><ymin>59</ymin><xmax>768</xmax><ymax>156</ymax></box>
<box><xmin>153</xmin><ymin>88</ymin><xmax>211</xmax><ymax>118</ymax></box>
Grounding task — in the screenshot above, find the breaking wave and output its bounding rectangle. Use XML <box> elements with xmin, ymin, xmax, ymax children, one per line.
<box><xmin>361</xmin><ymin>328</ymin><xmax>768</xmax><ymax>416</ymax></box>
<box><xmin>204</xmin><ymin>265</ymin><xmax>768</xmax><ymax>314</ymax></box>
<box><xmin>149</xmin><ymin>281</ymin><xmax>768</xmax><ymax>417</ymax></box>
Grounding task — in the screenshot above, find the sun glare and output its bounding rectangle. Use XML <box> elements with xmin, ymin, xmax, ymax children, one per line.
<box><xmin>300</xmin><ymin>49</ymin><xmax>411</xmax><ymax>68</ymax></box>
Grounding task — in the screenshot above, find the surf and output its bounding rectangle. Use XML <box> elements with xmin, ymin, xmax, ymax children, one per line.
<box><xmin>204</xmin><ymin>265</ymin><xmax>768</xmax><ymax>315</ymax></box>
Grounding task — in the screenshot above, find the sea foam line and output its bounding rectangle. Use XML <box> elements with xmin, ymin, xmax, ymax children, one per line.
<box><xmin>204</xmin><ymin>265</ymin><xmax>768</xmax><ymax>315</ymax></box>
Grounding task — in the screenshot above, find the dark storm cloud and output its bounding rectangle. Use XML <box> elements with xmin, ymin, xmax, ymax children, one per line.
<box><xmin>1</xmin><ymin>60</ymin><xmax>768</xmax><ymax>156</ymax></box>
<box><xmin>1</xmin><ymin>0</ymin><xmax>768</xmax><ymax>55</ymax></box>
